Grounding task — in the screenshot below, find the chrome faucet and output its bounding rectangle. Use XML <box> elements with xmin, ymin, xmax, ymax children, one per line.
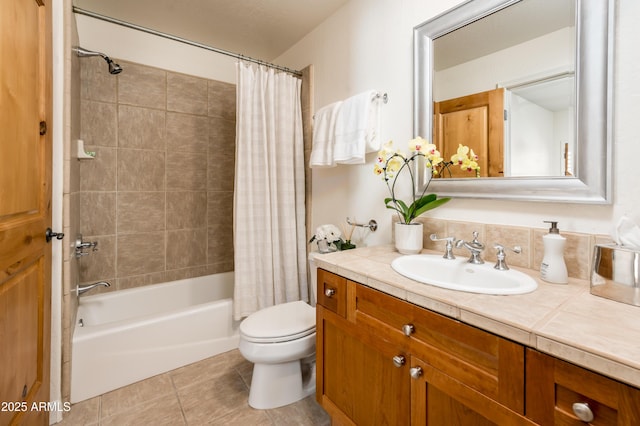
<box><xmin>430</xmin><ymin>234</ymin><xmax>456</xmax><ymax>259</ymax></box>
<box><xmin>493</xmin><ymin>244</ymin><xmax>522</xmax><ymax>270</ymax></box>
<box><xmin>76</xmin><ymin>281</ymin><xmax>110</xmax><ymax>295</ymax></box>
<box><xmin>455</xmin><ymin>231</ymin><xmax>485</xmax><ymax>264</ymax></box>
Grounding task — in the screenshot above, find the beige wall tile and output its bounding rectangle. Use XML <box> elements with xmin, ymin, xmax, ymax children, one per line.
<box><xmin>117</xmin><ymin>232</ymin><xmax>165</xmax><ymax>277</ymax></box>
<box><xmin>415</xmin><ymin>217</ymin><xmax>448</xmax><ymax>250</ymax></box>
<box><xmin>166</xmin><ymin>229</ymin><xmax>207</xmax><ymax>270</ymax></box>
<box><xmin>167</xmin><ymin>72</ymin><xmax>208</xmax><ymax>115</ymax></box>
<box><xmin>167</xmin><ymin>191</ymin><xmax>207</xmax><ymax>230</ymax></box>
<box><xmin>80</xmin><ymin>57</ymin><xmax>117</xmax><ymax>103</ymax></box>
<box><xmin>80</xmin><ymin>100</ymin><xmax>117</xmax><ymax>147</ymax></box>
<box><xmin>118</xmin><ymin>149</ymin><xmax>165</xmax><ymax>191</ymax></box>
<box><xmin>166</xmin><ymin>151</ymin><xmax>206</xmax><ymax>191</ymax></box>
<box><xmin>166</xmin><ymin>112</ymin><xmax>208</xmax><ymax>153</ymax></box>
<box><xmin>447</xmin><ymin>221</ymin><xmax>486</xmax><ymax>258</ymax></box>
<box><xmin>207</xmin><ymin>152</ymin><xmax>234</xmax><ymax>192</ymax></box>
<box><xmin>207</xmin><ymin>191</ymin><xmax>233</xmax><ymax>228</ymax></box>
<box><xmin>80</xmin><ymin>191</ymin><xmax>116</xmax><ymax>236</ymax></box>
<box><xmin>117</xmin><ymin>191</ymin><xmax>165</xmax><ymax>233</ymax></box>
<box><xmin>208</xmin><ymin>80</ymin><xmax>236</xmax><ymax>120</ymax></box>
<box><xmin>208</xmin><ymin>225</ymin><xmax>234</xmax><ymax>265</ymax></box>
<box><xmin>117</xmin><ymin>62</ymin><xmax>166</xmax><ymax>109</ymax></box>
<box><xmin>117</xmin><ymin>271</ymin><xmax>167</xmax><ymax>291</ymax></box>
<box><xmin>118</xmin><ymin>105</ymin><xmax>165</xmax><ymax>150</ymax></box>
<box><xmin>79</xmin><ymin>146</ymin><xmax>117</xmax><ymax>191</ymax></box>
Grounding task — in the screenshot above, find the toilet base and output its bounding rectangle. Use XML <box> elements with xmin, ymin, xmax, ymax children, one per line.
<box><xmin>248</xmin><ymin>355</ymin><xmax>316</xmax><ymax>409</ymax></box>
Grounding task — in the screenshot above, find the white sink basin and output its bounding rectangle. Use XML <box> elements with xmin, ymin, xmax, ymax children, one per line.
<box><xmin>391</xmin><ymin>254</ymin><xmax>538</xmax><ymax>295</ymax></box>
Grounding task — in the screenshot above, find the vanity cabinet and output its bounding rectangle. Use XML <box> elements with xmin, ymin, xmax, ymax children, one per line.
<box><xmin>526</xmin><ymin>349</ymin><xmax>640</xmax><ymax>425</ymax></box>
<box><xmin>316</xmin><ymin>269</ymin><xmax>534</xmax><ymax>425</ymax></box>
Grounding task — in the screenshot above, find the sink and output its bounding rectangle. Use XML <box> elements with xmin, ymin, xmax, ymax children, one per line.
<box><xmin>391</xmin><ymin>254</ymin><xmax>538</xmax><ymax>295</ymax></box>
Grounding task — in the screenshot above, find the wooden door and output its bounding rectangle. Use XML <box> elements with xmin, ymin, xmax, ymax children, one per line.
<box><xmin>410</xmin><ymin>356</ymin><xmax>537</xmax><ymax>425</ymax></box>
<box><xmin>434</xmin><ymin>88</ymin><xmax>504</xmax><ymax>177</ymax></box>
<box><xmin>0</xmin><ymin>0</ymin><xmax>53</xmax><ymax>424</ymax></box>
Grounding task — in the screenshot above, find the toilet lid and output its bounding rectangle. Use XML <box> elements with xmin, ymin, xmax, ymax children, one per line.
<box><xmin>240</xmin><ymin>301</ymin><xmax>316</xmax><ymax>343</ymax></box>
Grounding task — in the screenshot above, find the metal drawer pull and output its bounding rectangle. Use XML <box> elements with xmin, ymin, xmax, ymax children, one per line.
<box><xmin>402</xmin><ymin>324</ymin><xmax>415</xmax><ymax>336</ymax></box>
<box><xmin>392</xmin><ymin>355</ymin><xmax>406</xmax><ymax>368</ymax></box>
<box><xmin>324</xmin><ymin>288</ymin><xmax>336</xmax><ymax>297</ymax></box>
<box><xmin>572</xmin><ymin>402</ymin><xmax>594</xmax><ymax>422</ymax></box>
<box><xmin>409</xmin><ymin>366</ymin><xmax>423</xmax><ymax>379</ymax></box>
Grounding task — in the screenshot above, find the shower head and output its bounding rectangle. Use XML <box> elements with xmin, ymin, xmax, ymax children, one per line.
<box><xmin>74</xmin><ymin>46</ymin><xmax>123</xmax><ymax>75</ymax></box>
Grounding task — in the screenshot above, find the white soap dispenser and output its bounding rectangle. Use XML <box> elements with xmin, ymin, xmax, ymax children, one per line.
<box><xmin>540</xmin><ymin>221</ymin><xmax>568</xmax><ymax>284</ymax></box>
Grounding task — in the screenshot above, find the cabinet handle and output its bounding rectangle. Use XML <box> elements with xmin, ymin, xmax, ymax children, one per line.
<box><xmin>324</xmin><ymin>288</ymin><xmax>336</xmax><ymax>297</ymax></box>
<box><xmin>392</xmin><ymin>355</ymin><xmax>406</xmax><ymax>368</ymax></box>
<box><xmin>402</xmin><ymin>323</ymin><xmax>415</xmax><ymax>336</ymax></box>
<box><xmin>572</xmin><ymin>402</ymin><xmax>594</xmax><ymax>422</ymax></box>
<box><xmin>409</xmin><ymin>366</ymin><xmax>423</xmax><ymax>379</ymax></box>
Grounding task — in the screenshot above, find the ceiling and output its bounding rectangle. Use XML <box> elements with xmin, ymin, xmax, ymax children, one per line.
<box><xmin>73</xmin><ymin>0</ymin><xmax>350</xmax><ymax>61</ymax></box>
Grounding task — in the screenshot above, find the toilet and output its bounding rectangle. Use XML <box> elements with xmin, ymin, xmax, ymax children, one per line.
<box><xmin>238</xmin><ymin>253</ymin><xmax>320</xmax><ymax>409</ymax></box>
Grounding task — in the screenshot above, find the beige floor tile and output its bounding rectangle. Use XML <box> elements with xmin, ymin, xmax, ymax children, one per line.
<box><xmin>178</xmin><ymin>370</ymin><xmax>249</xmax><ymax>424</ymax></box>
<box><xmin>266</xmin><ymin>396</ymin><xmax>330</xmax><ymax>426</ymax></box>
<box><xmin>100</xmin><ymin>393</ymin><xmax>185</xmax><ymax>426</ymax></box>
<box><xmin>209</xmin><ymin>405</ymin><xmax>273</xmax><ymax>425</ymax></box>
<box><xmin>100</xmin><ymin>372</ymin><xmax>175</xmax><ymax>418</ymax></box>
<box><xmin>170</xmin><ymin>349</ymin><xmax>247</xmax><ymax>389</ymax></box>
<box><xmin>57</xmin><ymin>397</ymin><xmax>100</xmax><ymax>425</ymax></box>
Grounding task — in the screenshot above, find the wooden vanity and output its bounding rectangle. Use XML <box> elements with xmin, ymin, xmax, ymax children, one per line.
<box><xmin>316</xmin><ymin>268</ymin><xmax>640</xmax><ymax>425</ymax></box>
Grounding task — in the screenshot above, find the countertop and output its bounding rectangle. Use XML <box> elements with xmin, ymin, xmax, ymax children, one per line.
<box><xmin>313</xmin><ymin>245</ymin><xmax>640</xmax><ymax>388</ymax></box>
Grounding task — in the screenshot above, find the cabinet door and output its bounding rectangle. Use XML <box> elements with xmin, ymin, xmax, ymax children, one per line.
<box><xmin>410</xmin><ymin>357</ymin><xmax>537</xmax><ymax>425</ymax></box>
<box><xmin>526</xmin><ymin>349</ymin><xmax>640</xmax><ymax>425</ymax></box>
<box><xmin>317</xmin><ymin>305</ymin><xmax>410</xmax><ymax>425</ymax></box>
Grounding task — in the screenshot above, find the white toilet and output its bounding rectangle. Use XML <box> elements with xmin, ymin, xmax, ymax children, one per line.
<box><xmin>238</xmin><ymin>253</ymin><xmax>319</xmax><ymax>409</ymax></box>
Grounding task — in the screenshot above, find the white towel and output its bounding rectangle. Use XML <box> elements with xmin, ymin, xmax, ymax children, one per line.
<box><xmin>333</xmin><ymin>90</ymin><xmax>381</xmax><ymax>165</ymax></box>
<box><xmin>310</xmin><ymin>101</ymin><xmax>342</xmax><ymax>168</ymax></box>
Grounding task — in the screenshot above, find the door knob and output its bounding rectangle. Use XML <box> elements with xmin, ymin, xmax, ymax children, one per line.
<box><xmin>402</xmin><ymin>323</ymin><xmax>415</xmax><ymax>336</ymax></box>
<box><xmin>324</xmin><ymin>288</ymin><xmax>336</xmax><ymax>297</ymax></box>
<box><xmin>392</xmin><ymin>355</ymin><xmax>406</xmax><ymax>368</ymax></box>
<box><xmin>572</xmin><ymin>402</ymin><xmax>594</xmax><ymax>422</ymax></box>
<box><xmin>45</xmin><ymin>228</ymin><xmax>65</xmax><ymax>242</ymax></box>
<box><xmin>409</xmin><ymin>366</ymin><xmax>423</xmax><ymax>379</ymax></box>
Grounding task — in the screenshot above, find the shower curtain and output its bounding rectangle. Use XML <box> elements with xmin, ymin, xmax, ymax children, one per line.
<box><xmin>233</xmin><ymin>61</ymin><xmax>307</xmax><ymax>320</ymax></box>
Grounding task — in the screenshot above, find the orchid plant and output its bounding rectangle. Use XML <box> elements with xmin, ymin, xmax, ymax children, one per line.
<box><xmin>374</xmin><ymin>137</ymin><xmax>479</xmax><ymax>224</ymax></box>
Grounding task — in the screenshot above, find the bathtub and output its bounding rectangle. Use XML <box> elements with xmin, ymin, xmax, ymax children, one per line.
<box><xmin>70</xmin><ymin>272</ymin><xmax>239</xmax><ymax>403</ymax></box>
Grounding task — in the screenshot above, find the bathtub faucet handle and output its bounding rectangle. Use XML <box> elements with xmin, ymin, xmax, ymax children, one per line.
<box><xmin>76</xmin><ymin>281</ymin><xmax>110</xmax><ymax>295</ymax></box>
<box><xmin>75</xmin><ymin>234</ymin><xmax>99</xmax><ymax>257</ymax></box>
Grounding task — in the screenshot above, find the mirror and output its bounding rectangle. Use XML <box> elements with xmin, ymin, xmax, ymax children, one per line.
<box><xmin>414</xmin><ymin>0</ymin><xmax>613</xmax><ymax>203</ymax></box>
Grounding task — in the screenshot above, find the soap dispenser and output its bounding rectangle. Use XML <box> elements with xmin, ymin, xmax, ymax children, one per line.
<box><xmin>540</xmin><ymin>221</ymin><xmax>568</xmax><ymax>284</ymax></box>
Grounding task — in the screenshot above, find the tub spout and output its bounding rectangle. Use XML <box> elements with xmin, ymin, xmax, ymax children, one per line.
<box><xmin>76</xmin><ymin>281</ymin><xmax>110</xmax><ymax>295</ymax></box>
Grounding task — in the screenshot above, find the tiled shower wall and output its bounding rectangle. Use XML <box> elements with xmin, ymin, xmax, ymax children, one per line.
<box><xmin>77</xmin><ymin>59</ymin><xmax>236</xmax><ymax>290</ymax></box>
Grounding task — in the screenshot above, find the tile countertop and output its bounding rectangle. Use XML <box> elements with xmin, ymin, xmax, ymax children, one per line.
<box><xmin>313</xmin><ymin>245</ymin><xmax>640</xmax><ymax>388</ymax></box>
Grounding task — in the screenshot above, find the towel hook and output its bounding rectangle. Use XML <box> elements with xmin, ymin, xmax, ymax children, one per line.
<box><xmin>346</xmin><ymin>217</ymin><xmax>378</xmax><ymax>232</ymax></box>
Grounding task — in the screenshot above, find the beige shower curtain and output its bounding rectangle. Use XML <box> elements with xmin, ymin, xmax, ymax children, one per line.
<box><xmin>233</xmin><ymin>61</ymin><xmax>307</xmax><ymax>320</ymax></box>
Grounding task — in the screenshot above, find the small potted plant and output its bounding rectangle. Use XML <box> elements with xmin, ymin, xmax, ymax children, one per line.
<box><xmin>374</xmin><ymin>137</ymin><xmax>479</xmax><ymax>254</ymax></box>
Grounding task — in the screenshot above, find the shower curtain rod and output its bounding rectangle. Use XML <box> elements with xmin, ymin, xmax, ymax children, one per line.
<box><xmin>72</xmin><ymin>6</ymin><xmax>303</xmax><ymax>77</ymax></box>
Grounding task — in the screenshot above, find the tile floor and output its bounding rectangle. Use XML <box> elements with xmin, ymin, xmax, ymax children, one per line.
<box><xmin>57</xmin><ymin>349</ymin><xmax>330</xmax><ymax>425</ymax></box>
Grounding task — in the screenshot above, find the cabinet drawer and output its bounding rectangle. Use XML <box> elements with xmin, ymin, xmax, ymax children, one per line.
<box><xmin>317</xmin><ymin>269</ymin><xmax>346</xmax><ymax>317</ymax></box>
<box><xmin>526</xmin><ymin>349</ymin><xmax>640</xmax><ymax>425</ymax></box>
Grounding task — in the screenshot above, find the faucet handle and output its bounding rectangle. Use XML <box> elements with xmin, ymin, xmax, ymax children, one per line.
<box><xmin>493</xmin><ymin>244</ymin><xmax>522</xmax><ymax>270</ymax></box>
<box><xmin>430</xmin><ymin>234</ymin><xmax>456</xmax><ymax>259</ymax></box>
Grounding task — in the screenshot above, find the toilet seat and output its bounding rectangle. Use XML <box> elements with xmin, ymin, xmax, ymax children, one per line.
<box><xmin>240</xmin><ymin>301</ymin><xmax>316</xmax><ymax>343</ymax></box>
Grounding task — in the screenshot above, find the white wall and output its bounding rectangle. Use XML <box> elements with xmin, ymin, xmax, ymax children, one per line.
<box><xmin>76</xmin><ymin>0</ymin><xmax>640</xmax><ymax>245</ymax></box>
<box><xmin>276</xmin><ymin>0</ymin><xmax>640</xmax><ymax>244</ymax></box>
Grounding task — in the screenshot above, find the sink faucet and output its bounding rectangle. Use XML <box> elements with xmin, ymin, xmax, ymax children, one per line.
<box><xmin>493</xmin><ymin>244</ymin><xmax>522</xmax><ymax>270</ymax></box>
<box><xmin>429</xmin><ymin>234</ymin><xmax>456</xmax><ymax>259</ymax></box>
<box><xmin>456</xmin><ymin>231</ymin><xmax>485</xmax><ymax>264</ymax></box>
<box><xmin>76</xmin><ymin>281</ymin><xmax>110</xmax><ymax>295</ymax></box>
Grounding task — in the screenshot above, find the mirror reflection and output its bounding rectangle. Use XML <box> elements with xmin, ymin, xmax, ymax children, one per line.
<box><xmin>431</xmin><ymin>0</ymin><xmax>575</xmax><ymax>178</ymax></box>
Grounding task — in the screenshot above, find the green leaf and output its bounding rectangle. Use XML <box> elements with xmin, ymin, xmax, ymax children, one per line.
<box><xmin>413</xmin><ymin>197</ymin><xmax>451</xmax><ymax>218</ymax></box>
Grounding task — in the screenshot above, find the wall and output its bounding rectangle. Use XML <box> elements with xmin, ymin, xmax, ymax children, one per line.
<box><xmin>77</xmin><ymin>58</ymin><xmax>236</xmax><ymax>290</ymax></box>
<box><xmin>275</xmin><ymin>0</ymin><xmax>640</xmax><ymax>246</ymax></box>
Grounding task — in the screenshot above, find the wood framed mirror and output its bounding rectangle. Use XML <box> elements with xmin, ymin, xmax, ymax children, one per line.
<box><xmin>413</xmin><ymin>0</ymin><xmax>614</xmax><ymax>203</ymax></box>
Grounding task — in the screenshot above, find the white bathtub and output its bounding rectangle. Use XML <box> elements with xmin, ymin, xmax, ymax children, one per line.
<box><xmin>70</xmin><ymin>272</ymin><xmax>239</xmax><ymax>403</ymax></box>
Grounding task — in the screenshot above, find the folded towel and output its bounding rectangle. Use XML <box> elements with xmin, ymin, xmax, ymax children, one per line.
<box><xmin>333</xmin><ymin>90</ymin><xmax>381</xmax><ymax>165</ymax></box>
<box><xmin>310</xmin><ymin>101</ymin><xmax>342</xmax><ymax>168</ymax></box>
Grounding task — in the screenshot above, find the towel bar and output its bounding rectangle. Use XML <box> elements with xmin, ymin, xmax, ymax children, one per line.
<box><xmin>346</xmin><ymin>217</ymin><xmax>378</xmax><ymax>232</ymax></box>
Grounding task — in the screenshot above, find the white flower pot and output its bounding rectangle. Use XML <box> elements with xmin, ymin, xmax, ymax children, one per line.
<box><xmin>394</xmin><ymin>222</ymin><xmax>424</xmax><ymax>254</ymax></box>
